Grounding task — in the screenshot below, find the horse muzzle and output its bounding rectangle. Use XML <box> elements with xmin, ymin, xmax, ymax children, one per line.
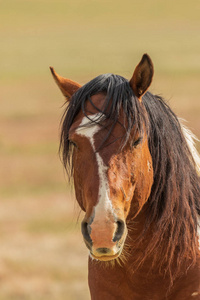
<box><xmin>81</xmin><ymin>218</ymin><xmax>127</xmax><ymax>261</ymax></box>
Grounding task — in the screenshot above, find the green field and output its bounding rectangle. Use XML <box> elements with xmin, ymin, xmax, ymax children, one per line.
<box><xmin>0</xmin><ymin>1</ymin><xmax>200</xmax><ymax>299</ymax></box>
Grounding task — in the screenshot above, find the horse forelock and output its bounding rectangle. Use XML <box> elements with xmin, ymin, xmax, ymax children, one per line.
<box><xmin>60</xmin><ymin>73</ymin><xmax>146</xmax><ymax>176</ymax></box>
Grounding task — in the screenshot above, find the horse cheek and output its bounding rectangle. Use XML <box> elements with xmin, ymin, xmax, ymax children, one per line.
<box><xmin>73</xmin><ymin>152</ymin><xmax>86</xmax><ymax>211</ymax></box>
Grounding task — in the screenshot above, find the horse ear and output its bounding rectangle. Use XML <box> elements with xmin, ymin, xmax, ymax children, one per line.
<box><xmin>130</xmin><ymin>54</ymin><xmax>154</xmax><ymax>100</ymax></box>
<box><xmin>50</xmin><ymin>67</ymin><xmax>82</xmax><ymax>99</ymax></box>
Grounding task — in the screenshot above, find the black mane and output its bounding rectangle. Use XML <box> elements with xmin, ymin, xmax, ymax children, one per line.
<box><xmin>60</xmin><ymin>73</ymin><xmax>200</xmax><ymax>281</ymax></box>
<box><xmin>142</xmin><ymin>92</ymin><xmax>200</xmax><ymax>280</ymax></box>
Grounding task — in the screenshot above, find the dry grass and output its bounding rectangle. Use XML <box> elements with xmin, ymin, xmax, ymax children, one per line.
<box><xmin>0</xmin><ymin>194</ymin><xmax>89</xmax><ymax>300</ymax></box>
<box><xmin>0</xmin><ymin>0</ymin><xmax>200</xmax><ymax>299</ymax></box>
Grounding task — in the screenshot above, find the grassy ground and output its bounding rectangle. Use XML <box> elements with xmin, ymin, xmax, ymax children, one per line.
<box><xmin>0</xmin><ymin>0</ymin><xmax>200</xmax><ymax>299</ymax></box>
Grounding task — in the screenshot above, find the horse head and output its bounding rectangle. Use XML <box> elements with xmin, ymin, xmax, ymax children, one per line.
<box><xmin>51</xmin><ymin>54</ymin><xmax>154</xmax><ymax>261</ymax></box>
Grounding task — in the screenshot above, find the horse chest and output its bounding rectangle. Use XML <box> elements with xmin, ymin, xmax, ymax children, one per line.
<box><xmin>88</xmin><ymin>259</ymin><xmax>166</xmax><ymax>300</ymax></box>
<box><xmin>88</xmin><ymin>258</ymin><xmax>200</xmax><ymax>300</ymax></box>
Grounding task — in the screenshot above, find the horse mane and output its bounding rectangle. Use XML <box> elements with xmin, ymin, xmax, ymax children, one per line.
<box><xmin>139</xmin><ymin>92</ymin><xmax>200</xmax><ymax>281</ymax></box>
<box><xmin>60</xmin><ymin>74</ymin><xmax>200</xmax><ymax>282</ymax></box>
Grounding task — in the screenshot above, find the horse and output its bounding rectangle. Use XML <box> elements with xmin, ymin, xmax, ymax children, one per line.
<box><xmin>50</xmin><ymin>54</ymin><xmax>200</xmax><ymax>299</ymax></box>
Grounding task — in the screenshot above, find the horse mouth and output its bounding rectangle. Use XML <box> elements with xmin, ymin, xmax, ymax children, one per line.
<box><xmin>90</xmin><ymin>250</ymin><xmax>122</xmax><ymax>261</ymax></box>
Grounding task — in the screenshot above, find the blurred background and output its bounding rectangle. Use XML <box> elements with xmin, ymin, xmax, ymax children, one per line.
<box><xmin>0</xmin><ymin>0</ymin><xmax>200</xmax><ymax>299</ymax></box>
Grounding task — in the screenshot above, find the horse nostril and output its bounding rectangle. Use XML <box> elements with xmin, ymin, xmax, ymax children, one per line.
<box><xmin>96</xmin><ymin>248</ymin><xmax>111</xmax><ymax>254</ymax></box>
<box><xmin>113</xmin><ymin>220</ymin><xmax>125</xmax><ymax>242</ymax></box>
<box><xmin>81</xmin><ymin>221</ymin><xmax>92</xmax><ymax>247</ymax></box>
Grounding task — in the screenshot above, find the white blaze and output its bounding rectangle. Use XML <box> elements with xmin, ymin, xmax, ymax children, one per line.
<box><xmin>76</xmin><ymin>114</ymin><xmax>113</xmax><ymax>219</ymax></box>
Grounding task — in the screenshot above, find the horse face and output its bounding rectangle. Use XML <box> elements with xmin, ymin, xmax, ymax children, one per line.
<box><xmin>68</xmin><ymin>94</ymin><xmax>153</xmax><ymax>261</ymax></box>
<box><xmin>51</xmin><ymin>54</ymin><xmax>154</xmax><ymax>261</ymax></box>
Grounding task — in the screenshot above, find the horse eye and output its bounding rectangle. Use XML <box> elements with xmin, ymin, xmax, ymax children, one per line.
<box><xmin>69</xmin><ymin>140</ymin><xmax>77</xmax><ymax>148</ymax></box>
<box><xmin>133</xmin><ymin>137</ymin><xmax>142</xmax><ymax>147</ymax></box>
